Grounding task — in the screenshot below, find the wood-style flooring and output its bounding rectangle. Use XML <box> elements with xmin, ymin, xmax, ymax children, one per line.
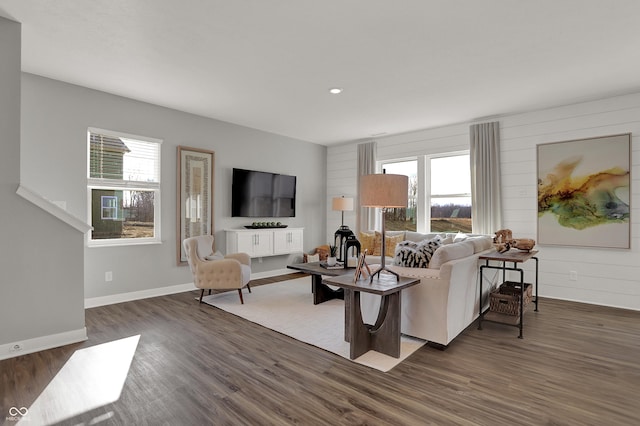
<box><xmin>2</xmin><ymin>273</ymin><xmax>640</xmax><ymax>425</ymax></box>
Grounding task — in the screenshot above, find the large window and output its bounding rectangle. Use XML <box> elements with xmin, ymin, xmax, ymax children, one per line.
<box><xmin>429</xmin><ymin>154</ymin><xmax>471</xmax><ymax>233</ymax></box>
<box><xmin>379</xmin><ymin>152</ymin><xmax>471</xmax><ymax>233</ymax></box>
<box><xmin>87</xmin><ymin>128</ymin><xmax>161</xmax><ymax>246</ymax></box>
<box><xmin>380</xmin><ymin>160</ymin><xmax>418</xmax><ymax>231</ymax></box>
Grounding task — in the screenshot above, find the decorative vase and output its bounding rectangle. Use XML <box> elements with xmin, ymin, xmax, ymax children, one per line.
<box><xmin>327</xmin><ymin>256</ymin><xmax>337</xmax><ymax>266</ymax></box>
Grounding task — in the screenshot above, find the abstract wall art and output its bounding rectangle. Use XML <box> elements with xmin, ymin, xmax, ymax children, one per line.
<box><xmin>537</xmin><ymin>133</ymin><xmax>631</xmax><ymax>249</ymax></box>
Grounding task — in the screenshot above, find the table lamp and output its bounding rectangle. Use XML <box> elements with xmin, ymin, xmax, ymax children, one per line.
<box><xmin>360</xmin><ymin>173</ymin><xmax>408</xmax><ymax>281</ymax></box>
<box><xmin>332</xmin><ymin>196</ymin><xmax>354</xmax><ymax>262</ymax></box>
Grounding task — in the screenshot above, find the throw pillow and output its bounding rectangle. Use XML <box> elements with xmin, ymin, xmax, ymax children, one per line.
<box><xmin>358</xmin><ymin>232</ymin><xmax>376</xmax><ymax>255</ymax></box>
<box><xmin>205</xmin><ymin>251</ymin><xmax>224</xmax><ymax>261</ymax></box>
<box><xmin>453</xmin><ymin>232</ymin><xmax>468</xmax><ymax>243</ymax></box>
<box><xmin>306</xmin><ymin>253</ymin><xmax>320</xmax><ymax>263</ymax></box>
<box><xmin>374</xmin><ymin>231</ymin><xmax>405</xmax><ymax>257</ymax></box>
<box><xmin>440</xmin><ymin>235</ymin><xmax>454</xmax><ymax>245</ymax></box>
<box><xmin>393</xmin><ymin>236</ymin><xmax>443</xmax><ymax>268</ymax></box>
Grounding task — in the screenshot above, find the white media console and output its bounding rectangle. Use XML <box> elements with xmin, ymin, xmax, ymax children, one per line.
<box><xmin>225</xmin><ymin>228</ymin><xmax>304</xmax><ymax>258</ymax></box>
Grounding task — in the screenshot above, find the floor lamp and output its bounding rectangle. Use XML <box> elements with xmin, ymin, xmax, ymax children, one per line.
<box><xmin>332</xmin><ymin>196</ymin><xmax>354</xmax><ymax>262</ymax></box>
<box><xmin>360</xmin><ymin>173</ymin><xmax>408</xmax><ymax>281</ymax></box>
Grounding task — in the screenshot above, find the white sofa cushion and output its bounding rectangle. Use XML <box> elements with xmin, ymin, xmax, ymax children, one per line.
<box><xmin>428</xmin><ymin>240</ymin><xmax>475</xmax><ymax>269</ymax></box>
<box><xmin>404</xmin><ymin>231</ymin><xmax>441</xmax><ymax>243</ymax></box>
<box><xmin>469</xmin><ymin>235</ymin><xmax>493</xmax><ymax>253</ymax></box>
<box><xmin>453</xmin><ymin>231</ymin><xmax>468</xmax><ymax>242</ymax></box>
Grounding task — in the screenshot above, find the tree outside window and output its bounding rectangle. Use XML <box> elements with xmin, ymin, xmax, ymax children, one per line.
<box><xmin>380</xmin><ymin>160</ymin><xmax>417</xmax><ymax>232</ymax></box>
<box><xmin>429</xmin><ymin>154</ymin><xmax>472</xmax><ymax>233</ymax></box>
<box><xmin>88</xmin><ymin>129</ymin><xmax>161</xmax><ymax>245</ymax></box>
<box><xmin>379</xmin><ymin>153</ymin><xmax>471</xmax><ymax>233</ymax></box>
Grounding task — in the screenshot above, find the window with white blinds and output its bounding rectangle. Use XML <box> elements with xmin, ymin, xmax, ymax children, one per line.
<box><xmin>87</xmin><ymin>128</ymin><xmax>162</xmax><ymax>246</ymax></box>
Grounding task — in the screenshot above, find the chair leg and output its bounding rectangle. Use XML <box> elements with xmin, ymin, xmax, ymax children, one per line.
<box><xmin>199</xmin><ymin>289</ymin><xmax>204</xmax><ymax>303</ymax></box>
<box><xmin>238</xmin><ymin>289</ymin><xmax>244</xmax><ymax>304</ymax></box>
<box><xmin>247</xmin><ymin>283</ymin><xmax>252</xmax><ymax>293</ymax></box>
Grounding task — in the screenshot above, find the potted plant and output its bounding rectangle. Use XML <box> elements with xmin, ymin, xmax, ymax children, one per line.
<box><xmin>327</xmin><ymin>245</ymin><xmax>338</xmax><ymax>266</ymax></box>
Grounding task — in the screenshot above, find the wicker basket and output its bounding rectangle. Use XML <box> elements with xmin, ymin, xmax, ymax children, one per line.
<box><xmin>489</xmin><ymin>282</ymin><xmax>533</xmax><ymax>316</ymax></box>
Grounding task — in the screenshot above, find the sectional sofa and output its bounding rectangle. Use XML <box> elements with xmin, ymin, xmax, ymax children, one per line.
<box><xmin>358</xmin><ymin>231</ymin><xmax>498</xmax><ymax>348</ymax></box>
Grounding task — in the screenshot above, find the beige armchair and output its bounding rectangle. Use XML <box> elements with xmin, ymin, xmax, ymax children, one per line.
<box><xmin>183</xmin><ymin>235</ymin><xmax>252</xmax><ymax>304</ymax></box>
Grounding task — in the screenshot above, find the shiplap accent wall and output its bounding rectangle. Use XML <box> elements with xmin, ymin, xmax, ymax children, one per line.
<box><xmin>327</xmin><ymin>93</ymin><xmax>640</xmax><ymax>311</ymax></box>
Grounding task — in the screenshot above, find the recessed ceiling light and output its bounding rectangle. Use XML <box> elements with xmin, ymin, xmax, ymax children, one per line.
<box><xmin>328</xmin><ymin>87</ymin><xmax>343</xmax><ymax>94</ymax></box>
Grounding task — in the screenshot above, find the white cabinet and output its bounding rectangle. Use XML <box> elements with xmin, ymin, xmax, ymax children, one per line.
<box><xmin>226</xmin><ymin>228</ymin><xmax>303</xmax><ymax>258</ymax></box>
<box><xmin>273</xmin><ymin>228</ymin><xmax>304</xmax><ymax>255</ymax></box>
<box><xmin>234</xmin><ymin>230</ymin><xmax>273</xmax><ymax>257</ymax></box>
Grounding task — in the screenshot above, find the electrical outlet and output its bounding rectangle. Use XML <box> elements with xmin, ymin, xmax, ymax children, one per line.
<box><xmin>10</xmin><ymin>343</ymin><xmax>23</xmax><ymax>352</ymax></box>
<box><xmin>105</xmin><ymin>271</ymin><xmax>113</xmax><ymax>282</ymax></box>
<box><xmin>569</xmin><ymin>271</ymin><xmax>578</xmax><ymax>281</ymax></box>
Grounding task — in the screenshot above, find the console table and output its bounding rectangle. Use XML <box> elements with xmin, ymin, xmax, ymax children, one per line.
<box><xmin>323</xmin><ymin>273</ymin><xmax>420</xmax><ymax>359</ymax></box>
<box><xmin>478</xmin><ymin>249</ymin><xmax>539</xmax><ymax>338</ymax></box>
<box><xmin>226</xmin><ymin>228</ymin><xmax>303</xmax><ymax>258</ymax></box>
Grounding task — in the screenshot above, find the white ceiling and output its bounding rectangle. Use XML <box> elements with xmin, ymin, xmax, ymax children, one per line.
<box><xmin>2</xmin><ymin>1</ymin><xmax>640</xmax><ymax>145</ymax></box>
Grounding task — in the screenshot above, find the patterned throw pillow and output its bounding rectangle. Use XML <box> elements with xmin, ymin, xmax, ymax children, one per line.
<box><xmin>394</xmin><ymin>236</ymin><xmax>443</xmax><ymax>268</ymax></box>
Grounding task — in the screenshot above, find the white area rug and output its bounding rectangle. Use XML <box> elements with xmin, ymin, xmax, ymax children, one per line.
<box><xmin>201</xmin><ymin>277</ymin><xmax>426</xmax><ymax>372</ymax></box>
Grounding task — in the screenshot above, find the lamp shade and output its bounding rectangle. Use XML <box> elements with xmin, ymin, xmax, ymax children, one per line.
<box><xmin>360</xmin><ymin>174</ymin><xmax>408</xmax><ymax>208</ymax></box>
<box><xmin>332</xmin><ymin>196</ymin><xmax>354</xmax><ymax>211</ymax></box>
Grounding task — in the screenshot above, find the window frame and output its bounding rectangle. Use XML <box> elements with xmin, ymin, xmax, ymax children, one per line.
<box><xmin>100</xmin><ymin>195</ymin><xmax>119</xmax><ymax>220</ymax></box>
<box><xmin>378</xmin><ymin>157</ymin><xmax>419</xmax><ymax>232</ymax></box>
<box><xmin>378</xmin><ymin>150</ymin><xmax>471</xmax><ymax>233</ymax></box>
<box><xmin>87</xmin><ymin>127</ymin><xmax>162</xmax><ymax>247</ymax></box>
<box><xmin>426</xmin><ymin>151</ymin><xmax>471</xmax><ymax>233</ymax></box>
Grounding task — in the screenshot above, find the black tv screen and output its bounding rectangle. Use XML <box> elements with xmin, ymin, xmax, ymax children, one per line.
<box><xmin>232</xmin><ymin>168</ymin><xmax>296</xmax><ymax>217</ymax></box>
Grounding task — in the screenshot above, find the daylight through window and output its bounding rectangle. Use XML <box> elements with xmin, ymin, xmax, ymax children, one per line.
<box><xmin>379</xmin><ymin>153</ymin><xmax>471</xmax><ymax>233</ymax></box>
<box><xmin>429</xmin><ymin>154</ymin><xmax>471</xmax><ymax>233</ymax></box>
<box><xmin>87</xmin><ymin>128</ymin><xmax>162</xmax><ymax>245</ymax></box>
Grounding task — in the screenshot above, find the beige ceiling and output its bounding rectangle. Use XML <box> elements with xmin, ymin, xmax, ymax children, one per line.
<box><xmin>2</xmin><ymin>0</ymin><xmax>640</xmax><ymax>145</ymax></box>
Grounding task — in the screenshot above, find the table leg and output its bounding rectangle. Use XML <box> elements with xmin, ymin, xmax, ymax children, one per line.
<box><xmin>344</xmin><ymin>289</ymin><xmax>351</xmax><ymax>342</ymax></box>
<box><xmin>311</xmin><ymin>274</ymin><xmax>344</xmax><ymax>305</ymax></box>
<box><xmin>349</xmin><ymin>290</ymin><xmax>401</xmax><ymax>359</ymax></box>
<box><xmin>518</xmin><ymin>268</ymin><xmax>524</xmax><ymax>339</ymax></box>
<box><xmin>533</xmin><ymin>256</ymin><xmax>539</xmax><ymax>312</ymax></box>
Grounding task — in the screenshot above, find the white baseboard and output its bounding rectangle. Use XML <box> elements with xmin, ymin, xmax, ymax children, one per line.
<box><xmin>85</xmin><ymin>282</ymin><xmax>197</xmax><ymax>308</ymax></box>
<box><xmin>0</xmin><ymin>328</ymin><xmax>87</xmax><ymax>361</ymax></box>
<box><xmin>84</xmin><ymin>269</ymin><xmax>298</xmax><ymax>309</ymax></box>
<box><xmin>0</xmin><ymin>270</ymin><xmax>305</xmax><ymax>361</ymax></box>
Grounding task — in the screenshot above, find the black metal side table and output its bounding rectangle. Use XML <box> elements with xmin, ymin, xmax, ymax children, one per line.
<box><xmin>478</xmin><ymin>249</ymin><xmax>539</xmax><ymax>338</ymax></box>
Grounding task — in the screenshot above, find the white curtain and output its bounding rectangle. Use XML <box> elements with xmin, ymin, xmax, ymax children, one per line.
<box><xmin>357</xmin><ymin>141</ymin><xmax>377</xmax><ymax>232</ymax></box>
<box><xmin>470</xmin><ymin>122</ymin><xmax>502</xmax><ymax>235</ymax></box>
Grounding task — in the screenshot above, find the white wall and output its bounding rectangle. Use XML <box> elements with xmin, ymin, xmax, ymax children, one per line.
<box><xmin>1</xmin><ymin>17</ymin><xmax>86</xmax><ymax>360</ymax></box>
<box><xmin>328</xmin><ymin>94</ymin><xmax>640</xmax><ymax>311</ymax></box>
<box><xmin>20</xmin><ymin>73</ymin><xmax>327</xmax><ymax>301</ymax></box>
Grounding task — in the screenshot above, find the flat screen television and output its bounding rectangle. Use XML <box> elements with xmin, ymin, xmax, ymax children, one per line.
<box><xmin>232</xmin><ymin>168</ymin><xmax>297</xmax><ymax>217</ymax></box>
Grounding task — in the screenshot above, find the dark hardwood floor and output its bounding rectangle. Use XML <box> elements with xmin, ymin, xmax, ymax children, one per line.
<box><xmin>2</xmin><ymin>273</ymin><xmax>640</xmax><ymax>425</ymax></box>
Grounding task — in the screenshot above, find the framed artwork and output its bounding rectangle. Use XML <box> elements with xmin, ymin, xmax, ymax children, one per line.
<box><xmin>177</xmin><ymin>146</ymin><xmax>215</xmax><ymax>264</ymax></box>
<box><xmin>537</xmin><ymin>133</ymin><xmax>631</xmax><ymax>249</ymax></box>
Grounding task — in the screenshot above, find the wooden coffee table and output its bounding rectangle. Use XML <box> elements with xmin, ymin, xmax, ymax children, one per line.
<box><xmin>323</xmin><ymin>273</ymin><xmax>420</xmax><ymax>359</ymax></box>
<box><xmin>287</xmin><ymin>262</ymin><xmax>350</xmax><ymax>305</ymax></box>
